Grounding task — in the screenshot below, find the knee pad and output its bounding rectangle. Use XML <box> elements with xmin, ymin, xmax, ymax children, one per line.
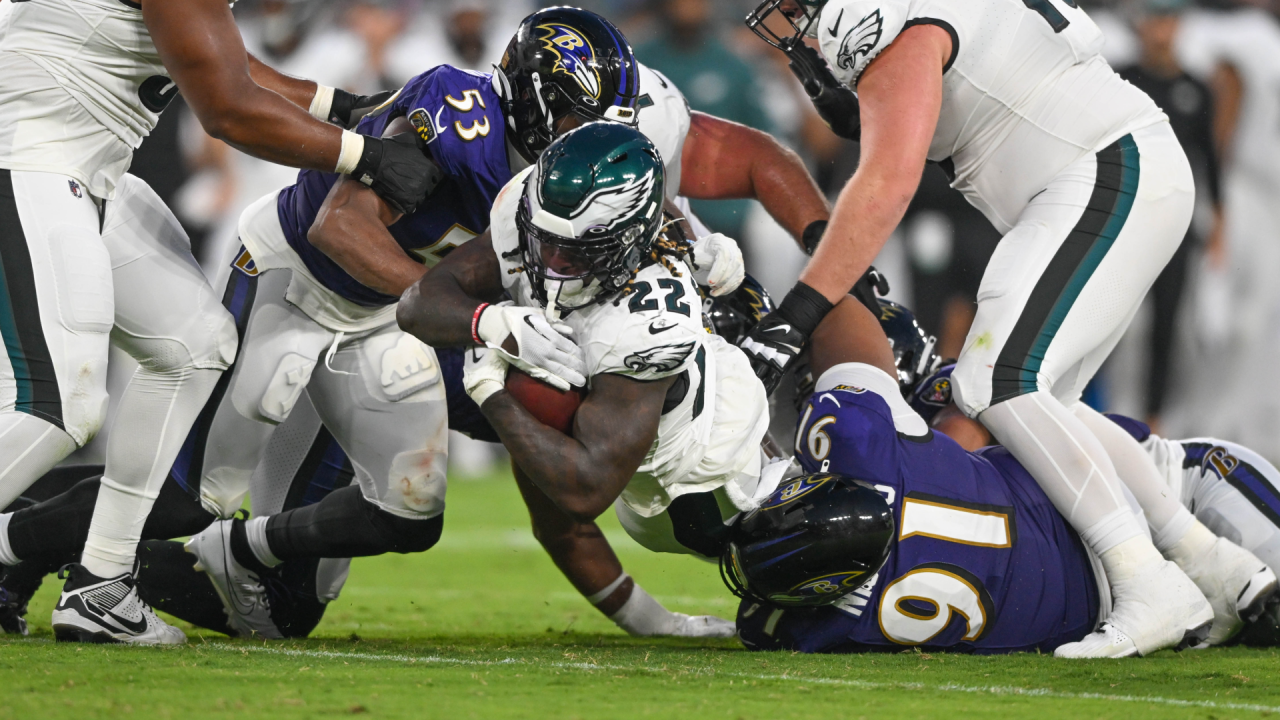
<box><xmin>125</xmin><ymin>307</ymin><xmax>238</xmax><ymax>375</ymax></box>
<box><xmin>951</xmin><ymin>355</ymin><xmax>995</xmax><ymax>419</ymax></box>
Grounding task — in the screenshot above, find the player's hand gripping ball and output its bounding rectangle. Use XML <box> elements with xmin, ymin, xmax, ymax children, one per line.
<box><xmin>504</xmin><ymin>366</ymin><xmax>584</xmax><ymax>434</ymax></box>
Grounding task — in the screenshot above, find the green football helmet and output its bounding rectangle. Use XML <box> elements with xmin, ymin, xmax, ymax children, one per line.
<box><xmin>746</xmin><ymin>0</ymin><xmax>829</xmax><ymax>50</ymax></box>
<box><xmin>517</xmin><ymin>121</ymin><xmax>665</xmax><ymax>315</ymax></box>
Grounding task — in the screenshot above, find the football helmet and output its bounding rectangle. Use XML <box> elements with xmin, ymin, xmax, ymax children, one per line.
<box><xmin>746</xmin><ymin>0</ymin><xmax>829</xmax><ymax>51</ymax></box>
<box><xmin>517</xmin><ymin>122</ymin><xmax>666</xmax><ymax>315</ymax></box>
<box><xmin>496</xmin><ymin>7</ymin><xmax>640</xmax><ymax>164</ymax></box>
<box><xmin>877</xmin><ymin>299</ymin><xmax>941</xmax><ymax>396</ymax></box>
<box><xmin>721</xmin><ymin>472</ymin><xmax>893</xmax><ymax>607</ymax></box>
<box><xmin>706</xmin><ymin>274</ymin><xmax>775</xmax><ymax>345</ymax></box>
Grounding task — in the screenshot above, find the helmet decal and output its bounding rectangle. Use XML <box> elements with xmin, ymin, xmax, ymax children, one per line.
<box><xmin>786</xmin><ymin>571</ymin><xmax>868</xmax><ymax>601</ymax></box>
<box><xmin>537</xmin><ymin>24</ymin><xmax>602</xmax><ymax>100</ymax></box>
<box><xmin>760</xmin><ymin>474</ymin><xmax>834</xmax><ymax>510</ymax></box>
<box><xmin>568</xmin><ymin>167</ymin><xmax>657</xmax><ymax>231</ymax></box>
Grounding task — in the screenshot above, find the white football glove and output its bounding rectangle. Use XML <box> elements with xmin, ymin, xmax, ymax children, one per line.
<box><xmin>690</xmin><ymin>232</ymin><xmax>745</xmax><ymax>297</ymax></box>
<box><xmin>462</xmin><ymin>346</ymin><xmax>509</xmax><ymax>407</ymax></box>
<box><xmin>476</xmin><ymin>301</ymin><xmax>586</xmax><ymax>390</ymax></box>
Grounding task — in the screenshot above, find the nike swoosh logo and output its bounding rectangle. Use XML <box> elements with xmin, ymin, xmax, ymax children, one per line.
<box><xmin>764</xmin><ymin>323</ymin><xmax>793</xmax><ymax>334</ymax></box>
<box><xmin>100</xmin><ymin>605</ymin><xmax>149</xmax><ymax>634</ymax></box>
<box><xmin>828</xmin><ymin>8</ymin><xmax>844</xmax><ymax>37</ymax></box>
<box><xmin>649</xmin><ymin>322</ymin><xmax>677</xmax><ymax>335</ymax></box>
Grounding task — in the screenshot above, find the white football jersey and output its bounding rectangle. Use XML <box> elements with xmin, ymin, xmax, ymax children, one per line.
<box><xmin>490</xmin><ymin>168</ymin><xmax>769</xmax><ymax>516</ymax></box>
<box><xmin>636</xmin><ymin>63</ymin><xmax>691</xmax><ymax>201</ymax></box>
<box><xmin>1176</xmin><ymin>9</ymin><xmax>1280</xmax><ymax>192</ymax></box>
<box><xmin>816</xmin><ymin>0</ymin><xmax>1166</xmax><ymax>232</ymax></box>
<box><xmin>0</xmin><ymin>0</ymin><xmax>172</xmax><ymax>198</ymax></box>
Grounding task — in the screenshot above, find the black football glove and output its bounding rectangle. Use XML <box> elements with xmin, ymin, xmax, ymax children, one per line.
<box><xmin>850</xmin><ymin>266</ymin><xmax>890</xmax><ymax>316</ymax></box>
<box><xmin>350</xmin><ymin>132</ymin><xmax>444</xmax><ymax>216</ymax></box>
<box><xmin>740</xmin><ymin>281</ymin><xmax>834</xmax><ymax>395</ymax></box>
<box><xmin>784</xmin><ymin>40</ymin><xmax>861</xmax><ymax>141</ymax></box>
<box><xmin>329</xmin><ymin>89</ymin><xmax>395</xmax><ymax>129</ymax></box>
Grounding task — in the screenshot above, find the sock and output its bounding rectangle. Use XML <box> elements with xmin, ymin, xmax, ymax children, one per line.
<box><xmin>81</xmin><ymin>366</ymin><xmax>221</xmax><ymax>578</ymax></box>
<box><xmin>609</xmin><ymin>584</ymin><xmax>678</xmax><ymax>636</ymax></box>
<box><xmin>0</xmin><ymin>512</ymin><xmax>15</xmax><ymax>565</ymax></box>
<box><xmin>1080</xmin><ymin>507</ymin><xmax>1145</xmax><ymax>557</ymax></box>
<box><xmin>229</xmin><ymin>518</ymin><xmax>275</xmax><ymax>576</ymax></box>
<box><xmin>1162</xmin><ymin>519</ymin><xmax>1218</xmax><ymax>567</ymax></box>
<box><xmin>243</xmin><ymin>516</ymin><xmax>282</xmax><ymax>568</ymax></box>
<box><xmin>0</xmin><ymin>412</ymin><xmax>77</xmax><ymax>510</ymax></box>
<box><xmin>1099</xmin><ymin>535</ymin><xmax>1166</xmax><ymax>585</ymax></box>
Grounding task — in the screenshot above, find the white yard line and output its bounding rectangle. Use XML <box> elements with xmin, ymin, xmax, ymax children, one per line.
<box><xmin>202</xmin><ymin>643</ymin><xmax>1280</xmax><ymax>714</ymax></box>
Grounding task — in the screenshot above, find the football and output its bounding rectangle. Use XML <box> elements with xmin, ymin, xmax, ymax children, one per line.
<box><xmin>504</xmin><ymin>366</ymin><xmax>584</xmax><ymax>434</ymax></box>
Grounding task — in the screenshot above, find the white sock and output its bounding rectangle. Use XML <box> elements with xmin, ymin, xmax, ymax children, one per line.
<box><xmin>1099</xmin><ymin>534</ymin><xmax>1166</xmax><ymax>585</ymax></box>
<box><xmin>609</xmin><ymin>583</ymin><xmax>678</xmax><ymax>636</ymax></box>
<box><xmin>81</xmin><ymin>366</ymin><xmax>222</xmax><ymax>578</ymax></box>
<box><xmin>981</xmin><ymin>392</ymin><xmax>1143</xmax><ymax>552</ymax></box>
<box><xmin>1162</xmin><ymin>519</ymin><xmax>1217</xmax><ymax>567</ymax></box>
<box><xmin>244</xmin><ymin>516</ymin><xmax>282</xmax><ymax>568</ymax></box>
<box><xmin>0</xmin><ymin>412</ymin><xmax>77</xmax><ymax>509</ymax></box>
<box><xmin>0</xmin><ymin>512</ymin><xmax>16</xmax><ymax>565</ymax></box>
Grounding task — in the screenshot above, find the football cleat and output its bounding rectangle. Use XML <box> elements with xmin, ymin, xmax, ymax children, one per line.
<box><xmin>185</xmin><ymin>520</ymin><xmax>282</xmax><ymax>639</ymax></box>
<box><xmin>666</xmin><ymin>613</ymin><xmax>737</xmax><ymax>639</ymax></box>
<box><xmin>1169</xmin><ymin>531</ymin><xmax>1279</xmax><ymax>647</ymax></box>
<box><xmin>0</xmin><ymin>586</ymin><xmax>28</xmax><ymax>636</ymax></box>
<box><xmin>1055</xmin><ymin>558</ymin><xmax>1212</xmax><ymax>658</ymax></box>
<box><xmin>50</xmin><ymin>564</ymin><xmax>185</xmax><ymax>644</ymax></box>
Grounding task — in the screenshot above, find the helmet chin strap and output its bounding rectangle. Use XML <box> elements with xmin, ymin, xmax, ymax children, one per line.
<box><xmin>544</xmin><ymin>279</ymin><xmax>565</xmax><ymax>323</ymax></box>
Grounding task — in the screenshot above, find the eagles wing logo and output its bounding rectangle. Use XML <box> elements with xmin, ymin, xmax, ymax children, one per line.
<box><xmin>537</xmin><ymin>24</ymin><xmax>602</xmax><ymax>100</ymax></box>
<box><xmin>564</xmin><ymin>168</ymin><xmax>657</xmax><ymax>231</ymax></box>
<box><xmin>624</xmin><ymin>341</ymin><xmax>695</xmax><ymax>374</ymax></box>
<box><xmin>836</xmin><ymin>9</ymin><xmax>885</xmax><ymax>72</ymax></box>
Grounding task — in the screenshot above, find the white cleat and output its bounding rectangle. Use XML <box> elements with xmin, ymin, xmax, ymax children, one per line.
<box><xmin>185</xmin><ymin>520</ymin><xmax>282</xmax><ymax>639</ymax></box>
<box><xmin>666</xmin><ymin>613</ymin><xmax>737</xmax><ymax>639</ymax></box>
<box><xmin>1173</xmin><ymin>534</ymin><xmax>1278</xmax><ymax>647</ymax></box>
<box><xmin>1055</xmin><ymin>559</ymin><xmax>1212</xmax><ymax>658</ymax></box>
<box><xmin>50</xmin><ymin>564</ymin><xmax>185</xmax><ymax>645</ymax></box>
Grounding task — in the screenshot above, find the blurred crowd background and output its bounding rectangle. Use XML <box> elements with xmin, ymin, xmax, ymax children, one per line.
<box><xmin>123</xmin><ymin>0</ymin><xmax>1280</xmax><ymax>467</ymax></box>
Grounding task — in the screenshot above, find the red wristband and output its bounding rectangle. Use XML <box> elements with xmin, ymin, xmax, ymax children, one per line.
<box><xmin>471</xmin><ymin>303</ymin><xmax>490</xmax><ymax>345</ymax></box>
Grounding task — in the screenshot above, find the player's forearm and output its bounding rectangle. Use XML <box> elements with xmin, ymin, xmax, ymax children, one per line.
<box><xmin>679</xmin><ymin>114</ymin><xmax>828</xmax><ymax>245</ymax></box>
<box><xmin>247</xmin><ymin>53</ymin><xmax>319</xmax><ymax>110</ymax></box>
<box><xmin>397</xmin><ymin>236</ymin><xmax>504</xmax><ymax>347</ymax></box>
<box><xmin>482</xmin><ymin>394</ymin><xmax>626</xmax><ymax>521</ymax></box>
<box><xmin>200</xmin><ymin>90</ymin><xmax>344</xmax><ymax>171</ymax></box>
<box><xmin>799</xmin><ymin>167</ymin><xmax>916</xmax><ymax>303</ymax></box>
<box><xmin>308</xmin><ymin>212</ymin><xmax>423</xmax><ymax>298</ymax></box>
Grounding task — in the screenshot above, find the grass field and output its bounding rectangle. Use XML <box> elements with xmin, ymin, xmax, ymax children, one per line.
<box><xmin>3</xmin><ymin>469</ymin><xmax>1280</xmax><ymax>719</ymax></box>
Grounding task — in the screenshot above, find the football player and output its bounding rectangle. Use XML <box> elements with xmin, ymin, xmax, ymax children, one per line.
<box><xmin>730</xmin><ymin>297</ymin><xmax>1275</xmax><ymax>654</ymax></box>
<box><xmin>0</xmin><ymin>0</ymin><xmax>441</xmax><ymax>643</ymax></box>
<box><xmin>0</xmin><ymin>7</ymin><xmax>835</xmax><ymax>640</ymax></box>
<box><xmin>399</xmin><ymin>121</ymin><xmax>780</xmax><ymax>571</ymax></box>
<box><xmin>738</xmin><ymin>0</ymin><xmax>1225</xmax><ymax>657</ymax></box>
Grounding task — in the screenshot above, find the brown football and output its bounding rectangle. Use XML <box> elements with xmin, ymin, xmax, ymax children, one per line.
<box><xmin>504</xmin><ymin>366</ymin><xmax>584</xmax><ymax>434</ymax></box>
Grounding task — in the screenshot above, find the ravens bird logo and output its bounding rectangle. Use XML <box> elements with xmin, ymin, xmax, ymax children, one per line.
<box><xmin>837</xmin><ymin>10</ymin><xmax>885</xmax><ymax>72</ymax></box>
<box><xmin>624</xmin><ymin>341</ymin><xmax>695</xmax><ymax>374</ymax></box>
<box><xmin>537</xmin><ymin>24</ymin><xmax>602</xmax><ymax>100</ymax></box>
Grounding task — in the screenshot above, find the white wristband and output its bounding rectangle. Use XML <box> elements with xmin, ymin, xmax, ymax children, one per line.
<box><xmin>335</xmin><ymin>130</ymin><xmax>365</xmax><ymax>176</ymax></box>
<box><xmin>309</xmin><ymin>84</ymin><xmax>335</xmax><ymax>121</ymax></box>
<box><xmin>586</xmin><ymin>573</ymin><xmax>631</xmax><ymax>605</ymax></box>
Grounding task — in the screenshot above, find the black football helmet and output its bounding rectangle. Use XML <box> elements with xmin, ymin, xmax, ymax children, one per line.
<box><xmin>745</xmin><ymin>0</ymin><xmax>827</xmax><ymax>51</ymax></box>
<box><xmin>878</xmin><ymin>299</ymin><xmax>941</xmax><ymax>397</ymax></box>
<box><xmin>495</xmin><ymin>7</ymin><xmax>640</xmax><ymax>164</ymax></box>
<box><xmin>705</xmin><ymin>274</ymin><xmax>775</xmax><ymax>345</ymax></box>
<box><xmin>721</xmin><ymin>473</ymin><xmax>894</xmax><ymax>607</ymax></box>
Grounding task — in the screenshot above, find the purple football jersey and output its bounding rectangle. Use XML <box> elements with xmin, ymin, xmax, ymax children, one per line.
<box><xmin>277</xmin><ymin>66</ymin><xmax>511</xmax><ymax>306</ymax></box>
<box><xmin>739</xmin><ymin>383</ymin><xmax>1099</xmax><ymax>654</ymax></box>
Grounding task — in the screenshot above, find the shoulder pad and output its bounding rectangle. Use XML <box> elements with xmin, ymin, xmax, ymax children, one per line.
<box><xmin>818</xmin><ymin>0</ymin><xmax>910</xmax><ymax>86</ymax></box>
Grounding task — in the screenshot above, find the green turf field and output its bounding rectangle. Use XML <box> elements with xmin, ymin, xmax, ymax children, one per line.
<box><xmin>3</xmin><ymin>469</ymin><xmax>1280</xmax><ymax>719</ymax></box>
